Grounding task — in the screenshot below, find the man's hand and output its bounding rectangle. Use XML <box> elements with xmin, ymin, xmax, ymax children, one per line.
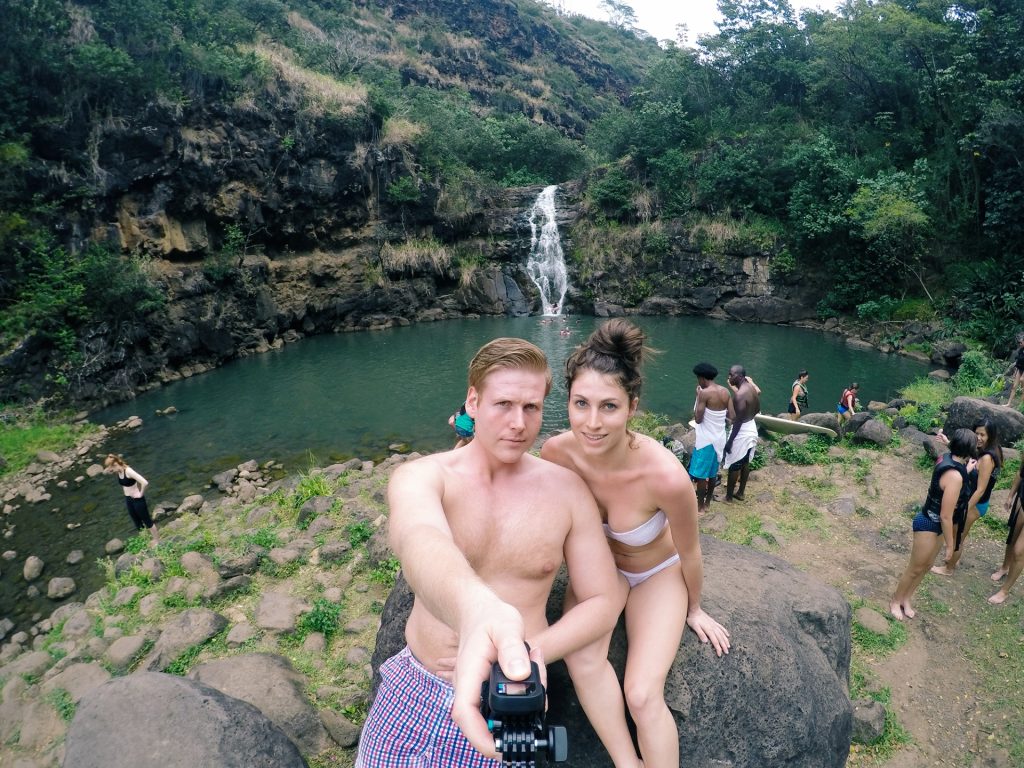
<box><xmin>450</xmin><ymin>603</ymin><xmax>530</xmax><ymax>759</ymax></box>
<box><xmin>686</xmin><ymin>607</ymin><xmax>731</xmax><ymax>658</ymax></box>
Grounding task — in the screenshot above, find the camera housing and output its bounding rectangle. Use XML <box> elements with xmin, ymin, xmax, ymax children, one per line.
<box><xmin>480</xmin><ymin>660</ymin><xmax>567</xmax><ymax>765</ymax></box>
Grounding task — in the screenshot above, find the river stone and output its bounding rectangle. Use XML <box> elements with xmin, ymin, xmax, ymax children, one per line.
<box><xmin>226</xmin><ymin>622</ymin><xmax>257</xmax><ymax>648</ymax></box>
<box><xmin>320</xmin><ymin>708</ymin><xmax>361</xmax><ymax>748</ymax></box>
<box><xmin>139</xmin><ymin>556</ymin><xmax>165</xmax><ymax>581</ymax></box>
<box><xmin>47</xmin><ymin>577</ymin><xmax>76</xmax><ymax>600</ymax></box>
<box><xmin>205</xmin><ymin>574</ymin><xmax>252</xmax><ymax>601</ymax></box>
<box><xmin>14</xmin><ymin>695</ymin><xmax>66</xmax><ymax>751</ymax></box>
<box><xmin>2</xmin><ymin>650</ymin><xmax>53</xmax><ymax>680</ymax></box>
<box><xmin>854</xmin><ymin>418</ymin><xmax>893</xmax><ymax>447</ymax></box>
<box><xmin>177</xmin><ymin>494</ymin><xmax>205</xmax><ymax>514</ymax></box>
<box><xmin>255</xmin><ymin>592</ymin><xmax>309</xmax><ymax>633</ymax></box>
<box><xmin>104</xmin><ymin>635</ymin><xmax>148</xmax><ymax>672</ymax></box>
<box><xmin>212</xmin><ymin>468</ymin><xmax>238</xmax><ymax>491</ymax></box>
<box><xmin>218</xmin><ymin>551</ymin><xmax>260</xmax><ymax>579</ymax></box>
<box><xmin>828</xmin><ymin>497</ymin><xmax>857</xmax><ymax>518</ymax></box>
<box><xmin>853</xmin><ymin>606</ymin><xmax>891</xmax><ymax>636</ymax></box>
<box><xmin>799</xmin><ymin>412</ymin><xmax>841</xmax><ymax>434</ymax></box>
<box><xmin>846</xmin><ymin>411</ymin><xmax>873</xmax><ymax>432</ymax></box>
<box><xmin>66</xmin><ymin>549</ymin><xmax>84</xmax><ymax>565</ymax></box>
<box><xmin>0</xmin><ymin>617</ymin><xmax>13</xmax><ymax>641</ymax></box>
<box><xmin>113</xmin><ymin>552</ymin><xmax>141</xmax><ymax>576</ymax></box>
<box><xmin>41</xmin><ymin>661</ymin><xmax>111</xmax><ymax>703</ymax></box>
<box><xmin>61</xmin><ymin>608</ymin><xmax>95</xmax><ymax>638</ymax></box>
<box><xmin>36</xmin><ymin>450</ymin><xmax>61</xmax><ymax>463</ymax></box>
<box><xmin>111</xmin><ymin>586</ymin><xmax>141</xmax><ymax>608</ymax></box>
<box><xmin>104</xmin><ymin>539</ymin><xmax>124</xmax><ymax>555</ymax></box>
<box><xmin>850</xmin><ymin>699</ymin><xmax>886</xmax><ymax>744</ymax></box>
<box><xmin>2</xmin><ymin>550</ymin><xmax>16</xmax><ymax>560</ymax></box>
<box><xmin>64</xmin><ymin>672</ymin><xmax>306</xmax><ymax>768</ymax></box>
<box><xmin>23</xmin><ymin>555</ymin><xmax>44</xmax><ymax>581</ymax></box>
<box><xmin>189</xmin><ymin>653</ymin><xmax>332</xmax><ymax>754</ymax></box>
<box><xmin>944</xmin><ymin>396</ymin><xmax>1024</xmax><ymax>444</ymax></box>
<box><xmin>371</xmin><ymin>536</ymin><xmax>852</xmax><ymax>768</ymax></box>
<box><xmin>85</xmin><ymin>463</ymin><xmax>103</xmax><ymax>477</ymax></box>
<box><xmin>140</xmin><ymin>608</ymin><xmax>227</xmax><ymax>672</ymax></box>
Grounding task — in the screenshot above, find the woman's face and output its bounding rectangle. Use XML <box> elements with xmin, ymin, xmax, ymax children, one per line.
<box><xmin>975</xmin><ymin>426</ymin><xmax>989</xmax><ymax>449</ymax></box>
<box><xmin>567</xmin><ymin>368</ymin><xmax>638</xmax><ymax>454</ymax></box>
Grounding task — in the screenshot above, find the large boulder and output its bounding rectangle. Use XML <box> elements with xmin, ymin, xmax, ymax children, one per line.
<box><xmin>140</xmin><ymin>608</ymin><xmax>227</xmax><ymax>671</ymax></box>
<box><xmin>64</xmin><ymin>672</ymin><xmax>307</xmax><ymax>767</ymax></box>
<box><xmin>853</xmin><ymin>418</ymin><xmax>894</xmax><ymax>447</ymax></box>
<box><xmin>370</xmin><ymin>536</ymin><xmax>852</xmax><ymax>768</ymax></box>
<box><xmin>944</xmin><ymin>396</ymin><xmax>1024</xmax><ymax>444</ymax></box>
<box><xmin>799</xmin><ymin>412</ymin><xmax>841</xmax><ymax>434</ymax></box>
<box><xmin>189</xmin><ymin>653</ymin><xmax>333</xmax><ymax>755</ymax></box>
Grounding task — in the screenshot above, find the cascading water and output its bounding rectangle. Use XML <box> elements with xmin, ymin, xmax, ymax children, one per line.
<box><xmin>527</xmin><ymin>185</ymin><xmax>570</xmax><ymax>316</ymax></box>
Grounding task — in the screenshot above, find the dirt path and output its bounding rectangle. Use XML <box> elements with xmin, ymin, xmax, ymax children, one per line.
<box><xmin>700</xmin><ymin>441</ymin><xmax>1021</xmax><ymax>768</ymax></box>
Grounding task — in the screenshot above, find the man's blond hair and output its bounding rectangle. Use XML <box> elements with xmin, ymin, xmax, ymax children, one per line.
<box><xmin>468</xmin><ymin>338</ymin><xmax>552</xmax><ymax>395</ymax></box>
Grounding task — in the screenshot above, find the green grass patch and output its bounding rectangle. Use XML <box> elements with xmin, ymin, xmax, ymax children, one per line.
<box><xmin>0</xmin><ymin>407</ymin><xmax>97</xmax><ymax>477</ymax></box>
<box><xmin>628</xmin><ymin>410</ymin><xmax>668</xmax><ymax>439</ymax></box>
<box><xmin>346</xmin><ymin>521</ymin><xmax>374</xmax><ymax>548</ymax></box>
<box><xmin>721</xmin><ymin>514</ymin><xmax>776</xmax><ymax>547</ymax></box>
<box><xmin>851</xmin><ymin>615</ymin><xmax>907</xmax><ymax>655</ymax></box>
<box><xmin>797</xmin><ymin>476</ymin><xmax>839</xmax><ymax>502</ymax></box>
<box><xmin>776</xmin><ymin>435</ymin><xmax>834</xmax><ymax>465</ymax></box>
<box><xmin>899</xmin><ymin>377</ymin><xmax>952</xmax><ymax>408</ymax></box>
<box><xmin>297</xmin><ymin>598</ymin><xmax>343</xmax><ymax>640</ymax></box>
<box><xmin>369</xmin><ymin>556</ymin><xmax>401</xmax><ymax>588</ymax></box>
<box><xmin>45</xmin><ymin>687</ymin><xmax>76</xmax><ymax>722</ymax></box>
<box><xmin>240</xmin><ymin>526</ymin><xmax>280</xmax><ymax>550</ymax></box>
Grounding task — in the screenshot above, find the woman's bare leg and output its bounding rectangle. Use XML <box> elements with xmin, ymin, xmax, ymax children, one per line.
<box><xmin>892</xmin><ymin>531</ymin><xmax>943</xmax><ymax>620</ymax></box>
<box><xmin>622</xmin><ymin>564</ymin><xmax>689</xmax><ymax>768</ymax></box>
<box><xmin>563</xmin><ymin>576</ymin><xmax>641</xmax><ymax>768</ymax></box>
<box><xmin>933</xmin><ymin>510</ymin><xmax>978</xmax><ymax>574</ymax></box>
<box><xmin>990</xmin><ymin>513</ymin><xmax>1024</xmax><ymax>603</ymax></box>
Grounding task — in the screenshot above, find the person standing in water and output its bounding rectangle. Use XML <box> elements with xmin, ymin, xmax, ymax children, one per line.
<box><xmin>690</xmin><ymin>362</ymin><xmax>733</xmax><ymax>515</ymax></box>
<box><xmin>103</xmin><ymin>454</ymin><xmax>159</xmax><ymax>545</ymax></box>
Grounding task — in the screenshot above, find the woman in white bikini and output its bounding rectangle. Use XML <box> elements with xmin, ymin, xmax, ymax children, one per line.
<box><xmin>542</xmin><ymin>319</ymin><xmax>730</xmax><ymax>768</ymax></box>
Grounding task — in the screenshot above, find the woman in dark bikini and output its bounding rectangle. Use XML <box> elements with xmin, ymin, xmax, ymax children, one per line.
<box><xmin>890</xmin><ymin>428</ymin><xmax>976</xmax><ymax>620</ymax></box>
<box><xmin>104</xmin><ymin>454</ymin><xmax>159</xmax><ymax>545</ymax></box>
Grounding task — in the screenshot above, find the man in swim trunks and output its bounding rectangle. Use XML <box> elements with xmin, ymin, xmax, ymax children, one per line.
<box><xmin>356</xmin><ymin>338</ymin><xmax>621</xmax><ymax>768</ymax></box>
<box><xmin>723</xmin><ymin>365</ymin><xmax>761</xmax><ymax>502</ymax></box>
<box><xmin>690</xmin><ymin>362</ymin><xmax>734</xmax><ymax>515</ymax></box>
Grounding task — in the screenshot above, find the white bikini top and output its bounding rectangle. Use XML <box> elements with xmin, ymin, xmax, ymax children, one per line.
<box><xmin>603</xmin><ymin>510</ymin><xmax>667</xmax><ymax>547</ymax></box>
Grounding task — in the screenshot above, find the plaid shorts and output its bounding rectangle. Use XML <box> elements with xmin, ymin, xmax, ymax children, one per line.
<box><xmin>356</xmin><ymin>646</ymin><xmax>500</xmax><ymax>768</ymax></box>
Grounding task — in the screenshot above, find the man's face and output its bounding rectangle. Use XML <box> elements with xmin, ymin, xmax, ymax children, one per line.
<box><xmin>728</xmin><ymin>368</ymin><xmax>744</xmax><ymax>387</ymax></box>
<box><xmin>465</xmin><ymin>368</ymin><xmax>547</xmax><ymax>463</ymax></box>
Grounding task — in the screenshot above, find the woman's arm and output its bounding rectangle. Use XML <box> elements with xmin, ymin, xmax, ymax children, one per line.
<box><xmin>968</xmin><ymin>455</ymin><xmax>994</xmax><ymax>511</ymax></box>
<box><xmin>127</xmin><ymin>467</ymin><xmax>148</xmax><ymax>494</ymax></box>
<box><xmin>653</xmin><ymin>455</ymin><xmax>730</xmax><ymax>656</ymax></box>
<box><xmin>790</xmin><ymin>384</ymin><xmax>800</xmax><ymax>411</ymax></box>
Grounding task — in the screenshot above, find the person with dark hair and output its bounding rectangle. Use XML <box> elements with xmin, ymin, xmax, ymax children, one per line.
<box><xmin>989</xmin><ymin>457</ymin><xmax>1024</xmax><ymax>604</ymax></box>
<box><xmin>932</xmin><ymin>419</ymin><xmax>1003</xmax><ymax>575</ymax></box>
<box><xmin>837</xmin><ymin>382</ymin><xmax>859</xmax><ymax>430</ymax></box>
<box><xmin>103</xmin><ymin>454</ymin><xmax>158</xmax><ymax>546</ymax></box>
<box><xmin>723</xmin><ymin>365</ymin><xmax>760</xmax><ymax>502</ymax></box>
<box><xmin>690</xmin><ymin>362</ymin><xmax>733</xmax><ymax>515</ymax></box>
<box><xmin>1005</xmin><ymin>334</ymin><xmax>1024</xmax><ymax>408</ymax></box>
<box><xmin>890</xmin><ymin>428</ymin><xmax>977</xmax><ymax>620</ymax></box>
<box><xmin>788</xmin><ymin>370</ymin><xmax>809</xmax><ymax>420</ymax></box>
<box><xmin>542</xmin><ymin>319</ymin><xmax>730</xmax><ymax>768</ymax></box>
<box><xmin>357</xmin><ymin>338</ymin><xmax>622</xmax><ymax>767</ymax></box>
<box><xmin>447</xmin><ymin>401</ymin><xmax>474</xmax><ymax>448</ymax></box>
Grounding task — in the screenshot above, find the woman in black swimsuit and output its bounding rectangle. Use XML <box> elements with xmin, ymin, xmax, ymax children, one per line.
<box><xmin>103</xmin><ymin>454</ymin><xmax>159</xmax><ymax>545</ymax></box>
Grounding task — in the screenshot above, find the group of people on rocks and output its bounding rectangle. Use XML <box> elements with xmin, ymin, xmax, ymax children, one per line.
<box><xmin>892</xmin><ymin>417</ymin><xmax>1024</xmax><ymax>618</ymax></box>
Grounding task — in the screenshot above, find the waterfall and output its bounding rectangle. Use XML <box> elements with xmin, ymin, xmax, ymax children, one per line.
<box><xmin>527</xmin><ymin>185</ymin><xmax>569</xmax><ymax>316</ymax></box>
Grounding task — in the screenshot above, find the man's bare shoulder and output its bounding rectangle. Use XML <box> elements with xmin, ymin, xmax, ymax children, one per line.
<box><xmin>523</xmin><ymin>450</ymin><xmax>587</xmax><ymax>488</ymax></box>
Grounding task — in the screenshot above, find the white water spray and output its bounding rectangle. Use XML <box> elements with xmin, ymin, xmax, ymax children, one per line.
<box><xmin>527</xmin><ymin>185</ymin><xmax>569</xmax><ymax>316</ymax></box>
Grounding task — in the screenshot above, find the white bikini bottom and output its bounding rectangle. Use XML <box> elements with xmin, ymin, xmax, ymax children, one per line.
<box><xmin>618</xmin><ymin>553</ymin><xmax>681</xmax><ymax>588</ymax></box>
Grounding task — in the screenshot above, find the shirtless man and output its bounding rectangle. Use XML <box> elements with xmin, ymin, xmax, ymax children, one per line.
<box><xmin>723</xmin><ymin>365</ymin><xmax>761</xmax><ymax>502</ymax></box>
<box><xmin>690</xmin><ymin>362</ymin><xmax>734</xmax><ymax>515</ymax></box>
<box><xmin>356</xmin><ymin>338</ymin><xmax>622</xmax><ymax>767</ymax></box>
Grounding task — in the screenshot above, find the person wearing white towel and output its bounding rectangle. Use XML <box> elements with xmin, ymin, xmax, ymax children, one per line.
<box><xmin>690</xmin><ymin>362</ymin><xmax>733</xmax><ymax>515</ymax></box>
<box><xmin>723</xmin><ymin>365</ymin><xmax>760</xmax><ymax>502</ymax></box>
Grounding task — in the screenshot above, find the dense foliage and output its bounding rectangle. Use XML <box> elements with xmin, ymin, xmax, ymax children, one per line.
<box><xmin>2</xmin><ymin>0</ymin><xmax>1023</xmax><ymax>394</ymax></box>
<box><xmin>589</xmin><ymin>0</ymin><xmax>1024</xmax><ymax>352</ymax></box>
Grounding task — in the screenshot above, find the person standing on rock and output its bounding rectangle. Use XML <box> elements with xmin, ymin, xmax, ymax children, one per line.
<box><xmin>103</xmin><ymin>454</ymin><xmax>158</xmax><ymax>546</ymax></box>
<box><xmin>356</xmin><ymin>338</ymin><xmax>622</xmax><ymax>768</ymax></box>
<box><xmin>723</xmin><ymin>365</ymin><xmax>760</xmax><ymax>503</ymax></box>
<box><xmin>890</xmin><ymin>428</ymin><xmax>976</xmax><ymax>620</ymax></box>
<box><xmin>837</xmin><ymin>382</ymin><xmax>859</xmax><ymax>432</ymax></box>
<box><xmin>788</xmin><ymin>370</ymin><xmax>809</xmax><ymax>420</ymax></box>
<box><xmin>690</xmin><ymin>362</ymin><xmax>733</xmax><ymax>515</ymax></box>
<box><xmin>542</xmin><ymin>320</ymin><xmax>730</xmax><ymax>768</ymax></box>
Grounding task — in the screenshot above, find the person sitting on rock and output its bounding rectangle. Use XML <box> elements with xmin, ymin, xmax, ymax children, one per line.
<box><xmin>356</xmin><ymin>337</ymin><xmax>622</xmax><ymax>768</ymax></box>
